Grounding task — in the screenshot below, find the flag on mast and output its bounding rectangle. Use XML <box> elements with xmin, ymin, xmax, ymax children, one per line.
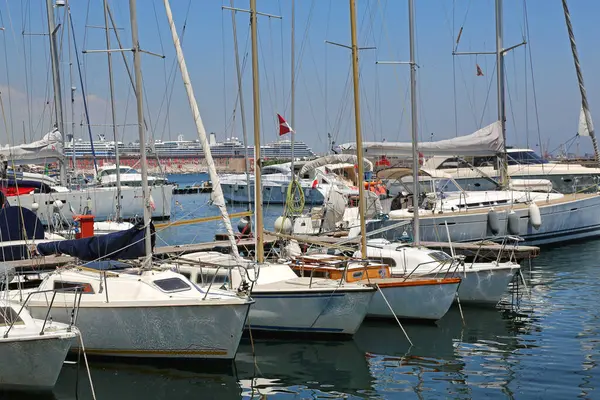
<box><xmin>277</xmin><ymin>114</ymin><xmax>294</xmax><ymax>136</ymax></box>
<box><xmin>476</xmin><ymin>64</ymin><xmax>484</xmax><ymax>77</ymax></box>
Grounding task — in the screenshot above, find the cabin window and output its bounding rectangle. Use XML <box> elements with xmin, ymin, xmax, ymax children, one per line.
<box><xmin>473</xmin><ymin>156</ymin><xmax>497</xmax><ymax>168</ymax></box>
<box><xmin>179</xmin><ymin>271</ymin><xmax>192</xmax><ymax>280</ymax></box>
<box><xmin>53</xmin><ymin>281</ymin><xmax>95</xmax><ymax>294</ymax></box>
<box><xmin>0</xmin><ymin>307</ymin><xmax>23</xmax><ymax>326</ymax></box>
<box><xmin>380</xmin><ymin>257</ymin><xmax>397</xmax><ymax>268</ymax></box>
<box><xmin>437</xmin><ymin>158</ymin><xmax>471</xmax><ymax>169</ymax></box>
<box><xmin>429</xmin><ymin>251</ymin><xmax>452</xmax><ymax>262</ymax></box>
<box><xmin>153</xmin><ymin>277</ymin><xmax>191</xmax><ymax>293</ymax></box>
<box><xmin>196</xmin><ymin>271</ymin><xmax>228</xmax><ymax>285</ymax></box>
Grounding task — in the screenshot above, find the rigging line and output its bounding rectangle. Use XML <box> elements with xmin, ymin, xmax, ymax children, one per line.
<box><xmin>476</xmin><ymin>61</ymin><xmax>497</xmax><ymax>130</ymax></box>
<box><xmin>278</xmin><ymin>0</ymin><xmax>285</xmax><ymax>109</ymax></box>
<box><xmin>18</xmin><ymin>0</ymin><xmax>34</xmax><ymax>140</ymax></box>
<box><xmin>0</xmin><ymin>10</ymin><xmax>14</xmax><ymax>138</ymax></box>
<box><xmin>504</xmin><ymin>67</ymin><xmax>519</xmax><ymax>146</ymax></box>
<box><xmin>257</xmin><ymin>21</ymin><xmax>278</xmax><ymax>144</ymax></box>
<box><xmin>523</xmin><ymin>0</ymin><xmax>543</xmax><ymax>160</ymax></box>
<box><xmin>267</xmin><ymin>15</ymin><xmax>278</xmax><ymax>114</ymax></box>
<box><xmin>151</xmin><ymin>0</ymin><xmax>170</xmax><ymax>141</ymax></box>
<box><xmin>222</xmin><ymin>0</ymin><xmax>228</xmax><ymax>138</ymax></box>
<box><xmin>70</xmin><ymin>14</ymin><xmax>98</xmax><ymax>174</ymax></box>
<box><xmin>455</xmin><ymin>55</ymin><xmax>479</xmax><ymax>128</ymax></box>
<box><xmin>522</xmin><ymin>0</ymin><xmax>529</xmax><ymax>150</ymax></box>
<box><xmin>156</xmin><ymin>0</ymin><xmax>193</xmax><ymax>143</ymax></box>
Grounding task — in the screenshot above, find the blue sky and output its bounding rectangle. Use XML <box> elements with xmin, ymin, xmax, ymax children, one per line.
<box><xmin>0</xmin><ymin>0</ymin><xmax>598</xmax><ymax>156</ymax></box>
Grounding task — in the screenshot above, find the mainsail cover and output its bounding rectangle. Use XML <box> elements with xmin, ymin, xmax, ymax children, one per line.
<box><xmin>340</xmin><ymin>121</ymin><xmax>503</xmax><ymax>157</ymax></box>
<box><xmin>0</xmin><ymin>129</ymin><xmax>63</xmax><ymax>165</ymax></box>
<box><xmin>298</xmin><ymin>154</ymin><xmax>374</xmax><ymax>176</ymax></box>
<box><xmin>36</xmin><ymin>222</ymin><xmax>155</xmax><ymax>261</ymax></box>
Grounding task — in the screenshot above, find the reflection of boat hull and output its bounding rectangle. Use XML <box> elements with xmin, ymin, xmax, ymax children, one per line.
<box><xmin>28</xmin><ymin>302</ymin><xmax>250</xmax><ymax>359</ymax></box>
<box><xmin>367</xmin><ymin>279</ymin><xmax>459</xmax><ymax>320</ymax></box>
<box><xmin>235</xmin><ymin>339</ymin><xmax>372</xmax><ymax>396</ymax></box>
<box><xmin>8</xmin><ymin>185</ymin><xmax>174</xmax><ymax>224</ymax></box>
<box><xmin>372</xmin><ymin>193</ymin><xmax>600</xmax><ymax>245</ymax></box>
<box><xmin>0</xmin><ymin>328</ymin><xmax>76</xmax><ymax>390</ymax></box>
<box><xmin>248</xmin><ymin>287</ymin><xmax>374</xmax><ymax>335</ymax></box>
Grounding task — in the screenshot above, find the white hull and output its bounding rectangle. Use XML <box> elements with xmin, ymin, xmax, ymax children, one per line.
<box><xmin>366</xmin><ymin>280</ymin><xmax>459</xmax><ymax>321</ymax></box>
<box><xmin>248</xmin><ymin>284</ymin><xmax>374</xmax><ymax>335</ymax></box>
<box><xmin>8</xmin><ymin>184</ymin><xmax>174</xmax><ymax>224</ymax></box>
<box><xmin>28</xmin><ymin>302</ymin><xmax>250</xmax><ymax>359</ymax></box>
<box><xmin>0</xmin><ymin>330</ymin><xmax>75</xmax><ymax>390</ymax></box>
<box><xmin>377</xmin><ymin>194</ymin><xmax>600</xmax><ymax>245</ymax></box>
<box><xmin>413</xmin><ymin>263</ymin><xmax>519</xmax><ymax>305</ymax></box>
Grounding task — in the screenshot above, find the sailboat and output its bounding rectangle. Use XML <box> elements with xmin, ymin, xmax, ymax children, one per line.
<box><xmin>0</xmin><ymin>266</ymin><xmax>78</xmax><ymax>390</ymax></box>
<box><xmin>19</xmin><ymin>0</ymin><xmax>253</xmax><ymax>361</ymax></box>
<box><xmin>159</xmin><ymin>0</ymin><xmax>375</xmax><ymax>336</ymax></box>
<box><xmin>346</xmin><ymin>0</ymin><xmax>600</xmax><ymax>247</ymax></box>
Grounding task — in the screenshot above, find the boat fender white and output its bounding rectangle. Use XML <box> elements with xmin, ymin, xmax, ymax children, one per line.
<box><xmin>487</xmin><ymin>209</ymin><xmax>500</xmax><ymax>235</ymax></box>
<box><xmin>274</xmin><ymin>216</ymin><xmax>293</xmax><ymax>235</ymax></box>
<box><xmin>529</xmin><ymin>203</ymin><xmax>542</xmax><ymax>230</ymax></box>
<box><xmin>31</xmin><ymin>202</ymin><xmax>39</xmax><ymax>212</ymax></box>
<box><xmin>53</xmin><ymin>200</ymin><xmax>64</xmax><ymax>211</ymax></box>
<box><xmin>507</xmin><ymin>211</ymin><xmax>519</xmax><ymax>235</ymax></box>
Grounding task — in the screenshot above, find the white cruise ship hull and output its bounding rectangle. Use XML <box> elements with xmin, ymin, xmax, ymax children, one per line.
<box><xmin>366</xmin><ymin>193</ymin><xmax>600</xmax><ymax>246</ymax></box>
<box><xmin>8</xmin><ymin>185</ymin><xmax>174</xmax><ymax>224</ymax></box>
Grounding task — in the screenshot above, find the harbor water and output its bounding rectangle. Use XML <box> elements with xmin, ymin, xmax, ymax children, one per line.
<box><xmin>8</xmin><ymin>174</ymin><xmax>600</xmax><ymax>399</ymax></box>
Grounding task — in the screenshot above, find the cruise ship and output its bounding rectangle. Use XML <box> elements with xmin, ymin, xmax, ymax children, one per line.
<box><xmin>65</xmin><ymin>133</ymin><xmax>317</xmax><ymax>160</ymax></box>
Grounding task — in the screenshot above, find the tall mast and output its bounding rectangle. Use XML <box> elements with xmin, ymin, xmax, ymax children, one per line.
<box><xmin>495</xmin><ymin>0</ymin><xmax>508</xmax><ymax>187</ymax></box>
<box><xmin>561</xmin><ymin>0</ymin><xmax>600</xmax><ymax>167</ymax></box>
<box><xmin>128</xmin><ymin>0</ymin><xmax>152</xmax><ymax>258</ymax></box>
<box><xmin>104</xmin><ymin>0</ymin><xmax>122</xmax><ymax>220</ymax></box>
<box><xmin>289</xmin><ymin>0</ymin><xmax>295</xmax><ymax>176</ymax></box>
<box><xmin>408</xmin><ymin>0</ymin><xmax>419</xmax><ymax>246</ymax></box>
<box><xmin>66</xmin><ymin>1</ymin><xmax>76</xmax><ymax>174</ymax></box>
<box><xmin>163</xmin><ymin>0</ymin><xmax>242</xmax><ymax>260</ymax></box>
<box><xmin>349</xmin><ymin>0</ymin><xmax>367</xmax><ymax>258</ymax></box>
<box><xmin>45</xmin><ymin>0</ymin><xmax>66</xmax><ymax>185</ymax></box>
<box><xmin>250</xmin><ymin>0</ymin><xmax>264</xmax><ymax>262</ymax></box>
<box><xmin>228</xmin><ymin>1</ymin><xmax>252</xmax><ymax>206</ymax></box>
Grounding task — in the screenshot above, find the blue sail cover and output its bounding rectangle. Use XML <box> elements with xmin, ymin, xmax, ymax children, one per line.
<box><xmin>0</xmin><ymin>206</ymin><xmax>46</xmax><ymax>262</ymax></box>
<box><xmin>36</xmin><ymin>222</ymin><xmax>155</xmax><ymax>261</ymax></box>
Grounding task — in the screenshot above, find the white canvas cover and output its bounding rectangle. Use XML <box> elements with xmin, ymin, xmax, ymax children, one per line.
<box><xmin>340</xmin><ymin>121</ymin><xmax>504</xmax><ymax>157</ymax></box>
<box><xmin>298</xmin><ymin>154</ymin><xmax>373</xmax><ymax>176</ymax></box>
<box><xmin>0</xmin><ymin>129</ymin><xmax>63</xmax><ymax>165</ymax></box>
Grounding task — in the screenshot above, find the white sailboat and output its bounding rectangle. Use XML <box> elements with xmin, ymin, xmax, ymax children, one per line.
<box><xmin>22</xmin><ymin>0</ymin><xmax>253</xmax><ymax>361</ymax></box>
<box><xmin>162</xmin><ymin>0</ymin><xmax>375</xmax><ymax>336</ymax></box>
<box><xmin>347</xmin><ymin>0</ymin><xmax>600</xmax><ymax>247</ymax></box>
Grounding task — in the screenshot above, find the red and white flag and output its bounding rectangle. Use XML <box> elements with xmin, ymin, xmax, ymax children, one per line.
<box><xmin>476</xmin><ymin>64</ymin><xmax>484</xmax><ymax>77</ymax></box>
<box><xmin>277</xmin><ymin>114</ymin><xmax>294</xmax><ymax>136</ymax></box>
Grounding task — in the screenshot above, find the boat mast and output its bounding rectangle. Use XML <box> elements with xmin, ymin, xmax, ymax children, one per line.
<box><xmin>250</xmin><ymin>0</ymin><xmax>265</xmax><ymax>262</ymax></box>
<box><xmin>104</xmin><ymin>0</ymin><xmax>122</xmax><ymax>220</ymax></box>
<box><xmin>290</xmin><ymin>0</ymin><xmax>296</xmax><ymax>176</ymax></box>
<box><xmin>45</xmin><ymin>0</ymin><xmax>66</xmax><ymax>185</ymax></box>
<box><xmin>495</xmin><ymin>0</ymin><xmax>509</xmax><ymax>187</ymax></box>
<box><xmin>128</xmin><ymin>0</ymin><xmax>152</xmax><ymax>258</ymax></box>
<box><xmin>561</xmin><ymin>0</ymin><xmax>600</xmax><ymax>167</ymax></box>
<box><xmin>408</xmin><ymin>0</ymin><xmax>420</xmax><ymax>246</ymax></box>
<box><xmin>163</xmin><ymin>0</ymin><xmax>242</xmax><ymax>261</ymax></box>
<box><xmin>66</xmin><ymin>1</ymin><xmax>76</xmax><ymax>176</ymax></box>
<box><xmin>349</xmin><ymin>0</ymin><xmax>368</xmax><ymax>258</ymax></box>
<box><xmin>228</xmin><ymin>1</ymin><xmax>252</xmax><ymax>206</ymax></box>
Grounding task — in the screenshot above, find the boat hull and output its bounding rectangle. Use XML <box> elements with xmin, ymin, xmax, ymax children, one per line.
<box><xmin>221</xmin><ymin>182</ymin><xmax>325</xmax><ymax>205</ymax></box>
<box><xmin>28</xmin><ymin>302</ymin><xmax>250</xmax><ymax>359</ymax></box>
<box><xmin>0</xmin><ymin>330</ymin><xmax>76</xmax><ymax>390</ymax></box>
<box><xmin>366</xmin><ymin>279</ymin><xmax>459</xmax><ymax>321</ymax></box>
<box><xmin>247</xmin><ymin>288</ymin><xmax>374</xmax><ymax>335</ymax></box>
<box><xmin>8</xmin><ymin>184</ymin><xmax>174</xmax><ymax>224</ymax></box>
<box><xmin>374</xmin><ymin>194</ymin><xmax>600</xmax><ymax>246</ymax></box>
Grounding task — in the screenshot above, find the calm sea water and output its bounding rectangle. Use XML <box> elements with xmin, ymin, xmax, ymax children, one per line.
<box><xmin>9</xmin><ymin>174</ymin><xmax>600</xmax><ymax>399</ymax></box>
